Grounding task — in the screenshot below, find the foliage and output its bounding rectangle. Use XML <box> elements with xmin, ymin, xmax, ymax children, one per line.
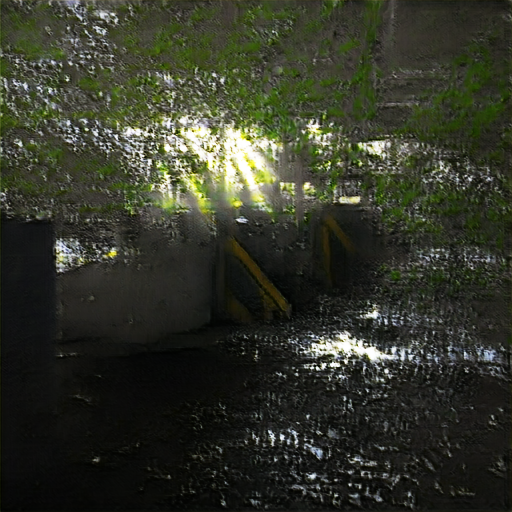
<box><xmin>400</xmin><ymin>39</ymin><xmax>511</xmax><ymax>162</ymax></box>
<box><xmin>0</xmin><ymin>0</ymin><xmax>509</xmax><ymax>256</ymax></box>
<box><xmin>363</xmin><ymin>140</ymin><xmax>511</xmax><ymax>253</ymax></box>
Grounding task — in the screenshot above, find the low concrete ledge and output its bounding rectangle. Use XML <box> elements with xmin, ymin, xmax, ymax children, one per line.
<box><xmin>56</xmin><ymin>326</ymin><xmax>231</xmax><ymax>358</ymax></box>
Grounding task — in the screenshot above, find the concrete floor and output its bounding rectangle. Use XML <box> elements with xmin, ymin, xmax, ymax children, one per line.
<box><xmin>3</xmin><ymin>278</ymin><xmax>510</xmax><ymax>511</ymax></box>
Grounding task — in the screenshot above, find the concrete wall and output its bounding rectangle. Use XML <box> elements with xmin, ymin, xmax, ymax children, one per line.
<box><xmin>58</xmin><ymin>225</ymin><xmax>215</xmax><ymax>344</ymax></box>
<box><xmin>57</xmin><ymin>206</ymin><xmax>385</xmax><ymax>341</ymax></box>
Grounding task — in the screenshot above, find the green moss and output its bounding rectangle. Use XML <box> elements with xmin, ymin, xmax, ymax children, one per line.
<box><xmin>78</xmin><ymin>205</ymin><xmax>103</xmax><ymax>214</ymax></box>
<box><xmin>78</xmin><ymin>77</ymin><xmax>101</xmax><ymax>92</ymax></box>
<box><xmin>47</xmin><ymin>148</ymin><xmax>63</xmax><ymax>163</ymax></box>
<box><xmin>401</xmin><ymin>188</ymin><xmax>421</xmax><ymax>207</ymax></box>
<box><xmin>390</xmin><ymin>270</ymin><xmax>401</xmax><ymax>281</ymax></box>
<box><xmin>189</xmin><ymin>4</ymin><xmax>219</xmax><ymax>24</ymax></box>
<box><xmin>50</xmin><ymin>47</ymin><xmax>66</xmax><ymax>60</ymax></box>
<box><xmin>321</xmin><ymin>0</ymin><xmax>344</xmax><ymax>19</ymax></box>
<box><xmin>97</xmin><ymin>163</ymin><xmax>119</xmax><ymax>179</ymax></box>
<box><xmin>0</xmin><ymin>57</ymin><xmax>12</xmax><ymax>78</ymax></box>
<box><xmin>14</xmin><ymin>38</ymin><xmax>45</xmax><ymax>60</ymax></box>
<box><xmin>13</xmin><ymin>178</ymin><xmax>43</xmax><ymax>196</ymax></box>
<box><xmin>305</xmin><ymin>18</ymin><xmax>322</xmax><ymax>34</ymax></box>
<box><xmin>0</xmin><ymin>112</ymin><xmax>19</xmax><ymax>134</ymax></box>
<box><xmin>124</xmin><ymin>33</ymin><xmax>142</xmax><ymax>53</ymax></box>
<box><xmin>242</xmin><ymin>41</ymin><xmax>261</xmax><ymax>53</ymax></box>
<box><xmin>464</xmin><ymin>214</ymin><xmax>481</xmax><ymax>231</ymax></box>
<box><xmin>338</xmin><ymin>39</ymin><xmax>359</xmax><ymax>55</ymax></box>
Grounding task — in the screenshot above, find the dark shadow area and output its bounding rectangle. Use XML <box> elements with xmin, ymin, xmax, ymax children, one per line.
<box><xmin>1</xmin><ymin>216</ymin><xmax>58</xmax><ymax>508</ymax></box>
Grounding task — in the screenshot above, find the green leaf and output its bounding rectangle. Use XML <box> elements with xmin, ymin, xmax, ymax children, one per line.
<box><xmin>78</xmin><ymin>77</ymin><xmax>100</xmax><ymax>92</ymax></box>
<box><xmin>338</xmin><ymin>38</ymin><xmax>359</xmax><ymax>55</ymax></box>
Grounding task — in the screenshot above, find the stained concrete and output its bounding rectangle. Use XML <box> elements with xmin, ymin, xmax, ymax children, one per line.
<box><xmin>58</xmin><ymin>227</ymin><xmax>215</xmax><ymax>344</ymax></box>
<box><xmin>56</xmin><ymin>205</ymin><xmax>384</xmax><ymax>350</ymax></box>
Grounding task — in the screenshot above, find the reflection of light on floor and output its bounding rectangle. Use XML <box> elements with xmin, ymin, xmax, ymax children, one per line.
<box><xmin>266</xmin><ymin>428</ymin><xmax>325</xmax><ymax>459</ymax></box>
<box><xmin>308</xmin><ymin>332</ymin><xmax>390</xmax><ymax>361</ymax></box>
<box><xmin>360</xmin><ymin>305</ymin><xmax>380</xmax><ymax>319</ymax></box>
<box><xmin>305</xmin><ymin>444</ymin><xmax>324</xmax><ymax>460</ymax></box>
<box><xmin>358</xmin><ymin>303</ymin><xmax>505</xmax><ymax>365</ymax></box>
<box><xmin>348</xmin><ymin>454</ymin><xmax>379</xmax><ymax>467</ymax></box>
<box><xmin>359</xmin><ymin>140</ymin><xmax>388</xmax><ymax>156</ymax></box>
<box><xmin>303</xmin><ymin>361</ymin><xmax>343</xmax><ymax>371</ymax></box>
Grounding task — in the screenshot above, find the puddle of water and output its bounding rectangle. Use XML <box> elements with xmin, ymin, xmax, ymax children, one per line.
<box><xmin>306</xmin><ymin>331</ymin><xmax>391</xmax><ymax>361</ymax></box>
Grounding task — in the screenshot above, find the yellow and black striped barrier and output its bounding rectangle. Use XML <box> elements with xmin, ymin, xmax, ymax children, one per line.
<box><xmin>225</xmin><ymin>286</ymin><xmax>254</xmax><ymax>323</ymax></box>
<box><xmin>220</xmin><ymin>213</ymin><xmax>356</xmax><ymax>322</ymax></box>
<box><xmin>321</xmin><ymin>214</ymin><xmax>356</xmax><ymax>288</ymax></box>
<box><xmin>225</xmin><ymin>237</ymin><xmax>292</xmax><ymax>322</ymax></box>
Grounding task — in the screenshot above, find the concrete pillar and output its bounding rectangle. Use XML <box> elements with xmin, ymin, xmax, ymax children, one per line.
<box><xmin>1</xmin><ymin>216</ymin><xmax>58</xmax><ymax>506</ymax></box>
<box><xmin>380</xmin><ymin>0</ymin><xmax>397</xmax><ymax>73</ymax></box>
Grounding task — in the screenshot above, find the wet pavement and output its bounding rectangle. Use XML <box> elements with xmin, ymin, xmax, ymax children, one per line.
<box><xmin>4</xmin><ymin>247</ymin><xmax>511</xmax><ymax>511</ymax></box>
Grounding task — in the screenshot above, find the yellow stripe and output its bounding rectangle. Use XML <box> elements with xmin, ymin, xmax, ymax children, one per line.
<box><xmin>259</xmin><ymin>287</ymin><xmax>276</xmax><ymax>320</ymax></box>
<box><xmin>324</xmin><ymin>215</ymin><xmax>356</xmax><ymax>253</ymax></box>
<box><xmin>225</xmin><ymin>287</ymin><xmax>254</xmax><ymax>323</ymax></box>
<box><xmin>227</xmin><ymin>237</ymin><xmax>291</xmax><ymax>318</ymax></box>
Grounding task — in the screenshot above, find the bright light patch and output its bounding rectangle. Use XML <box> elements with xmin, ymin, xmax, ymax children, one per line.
<box><xmin>360</xmin><ymin>305</ymin><xmax>380</xmax><ymax>319</ymax></box>
<box><xmin>307</xmin><ymin>120</ymin><xmax>321</xmax><ymax>135</ymax></box>
<box><xmin>181</xmin><ymin>129</ymin><xmax>208</xmax><ymax>161</ymax></box>
<box><xmin>308</xmin><ymin>332</ymin><xmax>390</xmax><ymax>361</ymax></box>
<box><xmin>224</xmin><ymin>159</ymin><xmax>237</xmax><ymax>189</ymax></box>
<box><xmin>157</xmin><ymin>121</ymin><xmax>281</xmax><ymax>212</ymax></box>
<box><xmin>233</xmin><ymin>154</ymin><xmax>258</xmax><ymax>192</ymax></box>
<box><xmin>55</xmin><ymin>238</ymin><xmax>85</xmax><ymax>273</ymax></box>
<box><xmin>338</xmin><ymin>196</ymin><xmax>361</xmax><ymax>204</ymax></box>
<box><xmin>95</xmin><ymin>9</ymin><xmax>118</xmax><ymax>24</ymax></box>
<box><xmin>304</xmin><ymin>182</ymin><xmax>317</xmax><ymax>196</ymax></box>
<box><xmin>124</xmin><ymin>127</ymin><xmax>143</xmax><ymax>137</ymax></box>
<box><xmin>281</xmin><ymin>182</ymin><xmax>295</xmax><ymax>193</ymax></box>
<box><xmin>245</xmin><ymin>148</ymin><xmax>267</xmax><ymax>171</ymax></box>
<box><xmin>359</xmin><ymin>140</ymin><xmax>387</xmax><ymax>156</ymax></box>
<box><xmin>192</xmin><ymin>125</ymin><xmax>209</xmax><ymax>138</ymax></box>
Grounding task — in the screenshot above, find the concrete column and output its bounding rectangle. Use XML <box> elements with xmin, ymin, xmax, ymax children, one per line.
<box><xmin>1</xmin><ymin>216</ymin><xmax>58</xmax><ymax>506</ymax></box>
<box><xmin>379</xmin><ymin>0</ymin><xmax>397</xmax><ymax>73</ymax></box>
